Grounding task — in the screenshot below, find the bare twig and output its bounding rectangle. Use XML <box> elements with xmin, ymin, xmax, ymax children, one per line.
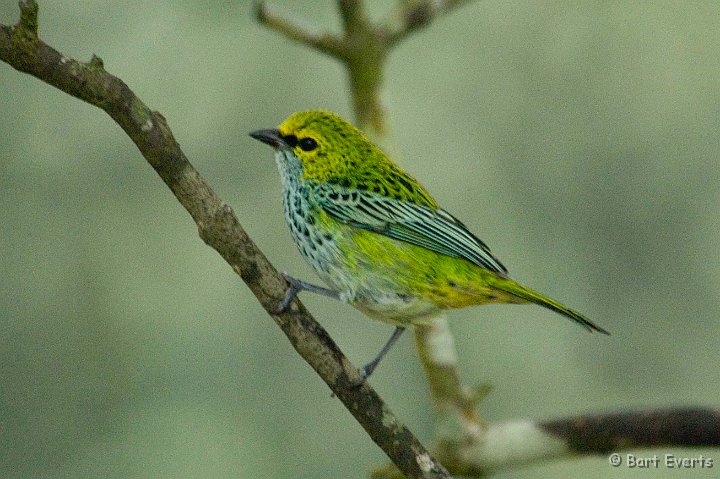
<box><xmin>381</xmin><ymin>0</ymin><xmax>477</xmax><ymax>47</ymax></box>
<box><xmin>338</xmin><ymin>0</ymin><xmax>370</xmax><ymax>37</ymax></box>
<box><xmin>253</xmin><ymin>1</ymin><xmax>346</xmax><ymax>58</ymax></box>
<box><xmin>541</xmin><ymin>407</ymin><xmax>720</xmax><ymax>453</ymax></box>
<box><xmin>0</xmin><ymin>2</ymin><xmax>450</xmax><ymax>478</ymax></box>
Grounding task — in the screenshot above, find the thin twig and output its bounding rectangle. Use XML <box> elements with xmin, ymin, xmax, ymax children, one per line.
<box><xmin>253</xmin><ymin>1</ymin><xmax>346</xmax><ymax>58</ymax></box>
<box><xmin>380</xmin><ymin>0</ymin><xmax>477</xmax><ymax>47</ymax></box>
<box><xmin>541</xmin><ymin>407</ymin><xmax>720</xmax><ymax>453</ymax></box>
<box><xmin>338</xmin><ymin>0</ymin><xmax>369</xmax><ymax>37</ymax></box>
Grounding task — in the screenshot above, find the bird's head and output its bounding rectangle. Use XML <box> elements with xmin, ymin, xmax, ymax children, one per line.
<box><xmin>250</xmin><ymin>110</ymin><xmax>386</xmax><ymax>182</ymax></box>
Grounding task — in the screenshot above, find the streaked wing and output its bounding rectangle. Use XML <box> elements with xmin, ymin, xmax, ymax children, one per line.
<box><xmin>313</xmin><ymin>183</ymin><xmax>508</xmax><ymax>274</ymax></box>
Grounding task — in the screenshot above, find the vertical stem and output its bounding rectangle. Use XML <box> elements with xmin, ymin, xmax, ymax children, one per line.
<box><xmin>415</xmin><ymin>318</ymin><xmax>483</xmax><ymax>424</ymax></box>
<box><xmin>347</xmin><ymin>45</ymin><xmax>387</xmax><ymax>140</ymax></box>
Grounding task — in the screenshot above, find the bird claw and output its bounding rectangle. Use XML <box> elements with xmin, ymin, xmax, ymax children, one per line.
<box><xmin>349</xmin><ymin>366</ymin><xmax>370</xmax><ymax>388</ymax></box>
<box><xmin>273</xmin><ymin>272</ymin><xmax>300</xmax><ymax>314</ymax></box>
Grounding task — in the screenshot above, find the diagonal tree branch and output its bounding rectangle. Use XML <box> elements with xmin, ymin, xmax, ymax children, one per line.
<box><xmin>0</xmin><ymin>2</ymin><xmax>451</xmax><ymax>478</ymax></box>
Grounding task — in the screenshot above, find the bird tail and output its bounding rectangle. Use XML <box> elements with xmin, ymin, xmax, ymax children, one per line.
<box><xmin>490</xmin><ymin>277</ymin><xmax>610</xmax><ymax>335</ymax></box>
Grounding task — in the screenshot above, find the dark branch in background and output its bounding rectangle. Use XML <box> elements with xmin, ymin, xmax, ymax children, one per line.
<box><xmin>0</xmin><ymin>2</ymin><xmax>450</xmax><ymax>479</ymax></box>
<box><xmin>542</xmin><ymin>407</ymin><xmax>720</xmax><ymax>453</ymax></box>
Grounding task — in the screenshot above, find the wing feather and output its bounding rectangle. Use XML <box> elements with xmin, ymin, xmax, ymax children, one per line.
<box><xmin>313</xmin><ymin>183</ymin><xmax>508</xmax><ymax>274</ymax></box>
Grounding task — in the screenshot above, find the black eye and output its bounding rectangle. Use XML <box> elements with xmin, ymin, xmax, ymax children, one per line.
<box><xmin>282</xmin><ymin>134</ymin><xmax>298</xmax><ymax>148</ymax></box>
<box><xmin>299</xmin><ymin>137</ymin><xmax>318</xmax><ymax>152</ymax></box>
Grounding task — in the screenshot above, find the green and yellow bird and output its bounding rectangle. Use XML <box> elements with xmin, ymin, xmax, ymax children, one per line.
<box><xmin>251</xmin><ymin>110</ymin><xmax>608</xmax><ymax>382</ymax></box>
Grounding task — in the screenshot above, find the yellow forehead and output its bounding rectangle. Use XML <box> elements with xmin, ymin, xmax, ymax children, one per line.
<box><xmin>278</xmin><ymin>110</ymin><xmax>351</xmax><ymax>137</ymax></box>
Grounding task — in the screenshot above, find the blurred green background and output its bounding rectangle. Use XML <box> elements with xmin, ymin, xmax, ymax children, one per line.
<box><xmin>1</xmin><ymin>1</ymin><xmax>719</xmax><ymax>478</ymax></box>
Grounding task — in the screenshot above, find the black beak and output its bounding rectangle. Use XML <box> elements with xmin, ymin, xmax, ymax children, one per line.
<box><xmin>249</xmin><ymin>128</ymin><xmax>285</xmax><ymax>148</ymax></box>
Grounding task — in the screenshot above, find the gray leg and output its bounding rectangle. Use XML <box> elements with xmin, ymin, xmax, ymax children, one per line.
<box><xmin>352</xmin><ymin>327</ymin><xmax>405</xmax><ymax>386</ymax></box>
<box><xmin>275</xmin><ymin>273</ymin><xmax>341</xmax><ymax>313</ymax></box>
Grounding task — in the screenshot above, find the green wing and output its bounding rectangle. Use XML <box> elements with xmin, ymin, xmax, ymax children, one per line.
<box><xmin>312</xmin><ymin>183</ymin><xmax>508</xmax><ymax>275</ymax></box>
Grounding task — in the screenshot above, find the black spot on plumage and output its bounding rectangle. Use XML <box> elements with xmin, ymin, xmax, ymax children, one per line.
<box><xmin>328</xmin><ymin>192</ymin><xmax>339</xmax><ymax>200</ymax></box>
<box><xmin>448</xmin><ymin>280</ymin><xmax>458</xmax><ymax>287</ymax></box>
<box><xmin>356</xmin><ymin>183</ymin><xmax>367</xmax><ymax>190</ymax></box>
<box><xmin>341</xmin><ymin>193</ymin><xmax>350</xmax><ymax>201</ymax></box>
<box><xmin>305</xmin><ymin>215</ymin><xmax>316</xmax><ymax>225</ymax></box>
<box><xmin>324</xmin><ymin>233</ymin><xmax>333</xmax><ymax>241</ymax></box>
<box><xmin>397</xmin><ymin>176</ymin><xmax>416</xmax><ymax>193</ymax></box>
<box><xmin>340</xmin><ymin>178</ymin><xmax>351</xmax><ymax>188</ymax></box>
